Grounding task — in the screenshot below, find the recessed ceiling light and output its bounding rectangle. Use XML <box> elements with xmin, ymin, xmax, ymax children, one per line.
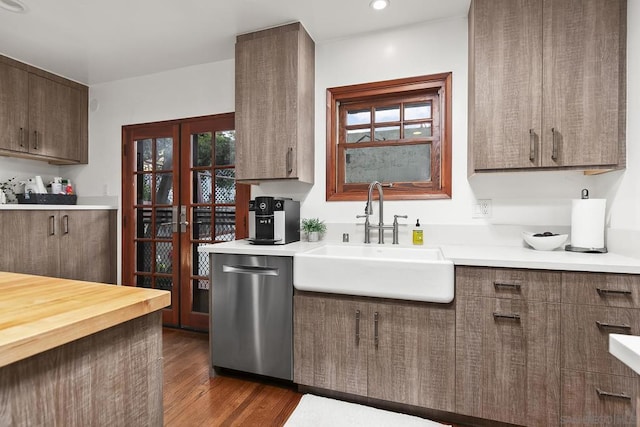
<box><xmin>0</xmin><ymin>0</ymin><xmax>28</xmax><ymax>13</ymax></box>
<box><xmin>370</xmin><ymin>0</ymin><xmax>389</xmax><ymax>11</ymax></box>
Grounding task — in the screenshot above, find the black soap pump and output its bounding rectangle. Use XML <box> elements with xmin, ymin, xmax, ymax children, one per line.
<box><xmin>412</xmin><ymin>219</ymin><xmax>423</xmax><ymax>245</ymax></box>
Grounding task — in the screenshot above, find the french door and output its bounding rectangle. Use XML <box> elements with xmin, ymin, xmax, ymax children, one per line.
<box><xmin>122</xmin><ymin>113</ymin><xmax>250</xmax><ymax>330</ymax></box>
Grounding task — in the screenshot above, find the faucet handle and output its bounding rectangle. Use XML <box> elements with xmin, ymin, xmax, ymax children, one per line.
<box><xmin>393</xmin><ymin>214</ymin><xmax>408</xmax><ymax>223</ymax></box>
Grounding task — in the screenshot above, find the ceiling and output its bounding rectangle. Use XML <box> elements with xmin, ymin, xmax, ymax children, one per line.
<box><xmin>0</xmin><ymin>0</ymin><xmax>470</xmax><ymax>85</ymax></box>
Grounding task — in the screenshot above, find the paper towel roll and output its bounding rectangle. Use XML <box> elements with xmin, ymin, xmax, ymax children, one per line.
<box><xmin>570</xmin><ymin>198</ymin><xmax>606</xmax><ymax>249</ymax></box>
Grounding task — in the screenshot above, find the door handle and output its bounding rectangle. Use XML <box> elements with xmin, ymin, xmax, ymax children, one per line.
<box><xmin>551</xmin><ymin>128</ymin><xmax>558</xmax><ymax>161</ymax></box>
<box><xmin>374</xmin><ymin>311</ymin><xmax>379</xmax><ymax>349</ymax></box>
<box><xmin>529</xmin><ymin>129</ymin><xmax>535</xmax><ymax>162</ymax></box>
<box><xmin>33</xmin><ymin>130</ymin><xmax>39</xmax><ymax>150</ymax></box>
<box><xmin>286</xmin><ymin>147</ymin><xmax>293</xmax><ymax>174</ymax></box>
<box><xmin>179</xmin><ymin>205</ymin><xmax>189</xmax><ymax>232</ymax></box>
<box><xmin>62</xmin><ymin>215</ymin><xmax>69</xmax><ymax>234</ymax></box>
<box><xmin>49</xmin><ymin>215</ymin><xmax>55</xmax><ymax>236</ymax></box>
<box><xmin>19</xmin><ymin>127</ymin><xmax>25</xmax><ymax>148</ymax></box>
<box><xmin>222</xmin><ymin>265</ymin><xmax>279</xmax><ymax>276</ymax></box>
<box><xmin>355</xmin><ymin>310</ymin><xmax>361</xmax><ymax>345</ymax></box>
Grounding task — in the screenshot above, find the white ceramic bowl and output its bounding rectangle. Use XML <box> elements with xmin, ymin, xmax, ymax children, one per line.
<box><xmin>522</xmin><ymin>232</ymin><xmax>568</xmax><ymax>251</ymax></box>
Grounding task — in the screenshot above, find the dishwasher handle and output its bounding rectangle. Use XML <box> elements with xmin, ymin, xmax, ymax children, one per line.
<box><xmin>222</xmin><ymin>264</ymin><xmax>280</xmax><ymax>276</ymax></box>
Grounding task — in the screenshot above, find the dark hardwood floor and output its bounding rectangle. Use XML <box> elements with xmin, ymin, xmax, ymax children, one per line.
<box><xmin>162</xmin><ymin>327</ymin><xmax>302</xmax><ymax>426</ymax></box>
<box><xmin>162</xmin><ymin>328</ymin><xmax>469</xmax><ymax>427</ymax></box>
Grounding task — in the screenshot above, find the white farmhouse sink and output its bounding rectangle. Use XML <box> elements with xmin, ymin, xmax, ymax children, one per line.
<box><xmin>293</xmin><ymin>244</ymin><xmax>454</xmax><ymax>303</ymax></box>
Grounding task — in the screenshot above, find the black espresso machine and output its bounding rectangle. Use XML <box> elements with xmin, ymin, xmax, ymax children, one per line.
<box><xmin>248</xmin><ymin>197</ymin><xmax>300</xmax><ymax>245</ymax></box>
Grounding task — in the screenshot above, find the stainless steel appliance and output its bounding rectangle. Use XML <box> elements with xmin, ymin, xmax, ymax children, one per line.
<box><xmin>248</xmin><ymin>196</ymin><xmax>300</xmax><ymax>245</ymax></box>
<box><xmin>211</xmin><ymin>253</ymin><xmax>293</xmax><ymax>380</ymax></box>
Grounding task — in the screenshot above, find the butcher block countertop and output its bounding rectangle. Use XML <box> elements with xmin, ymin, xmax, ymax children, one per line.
<box><xmin>0</xmin><ymin>272</ymin><xmax>170</xmax><ymax>368</ymax></box>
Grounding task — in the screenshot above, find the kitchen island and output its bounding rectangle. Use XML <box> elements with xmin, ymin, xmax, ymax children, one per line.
<box><xmin>0</xmin><ymin>272</ymin><xmax>170</xmax><ymax>426</ymax></box>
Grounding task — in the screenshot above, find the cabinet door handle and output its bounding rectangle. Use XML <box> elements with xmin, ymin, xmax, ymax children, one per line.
<box><xmin>595</xmin><ymin>321</ymin><xmax>631</xmax><ymax>332</ymax></box>
<box><xmin>551</xmin><ymin>128</ymin><xmax>558</xmax><ymax>161</ymax></box>
<box><xmin>33</xmin><ymin>130</ymin><xmax>39</xmax><ymax>150</ymax></box>
<box><xmin>493</xmin><ymin>281</ymin><xmax>522</xmax><ymax>291</ymax></box>
<box><xmin>529</xmin><ymin>129</ymin><xmax>535</xmax><ymax>162</ymax></box>
<box><xmin>286</xmin><ymin>147</ymin><xmax>293</xmax><ymax>174</ymax></box>
<box><xmin>63</xmin><ymin>215</ymin><xmax>69</xmax><ymax>234</ymax></box>
<box><xmin>596</xmin><ymin>388</ymin><xmax>631</xmax><ymax>401</ymax></box>
<box><xmin>374</xmin><ymin>311</ymin><xmax>379</xmax><ymax>349</ymax></box>
<box><xmin>49</xmin><ymin>215</ymin><xmax>55</xmax><ymax>236</ymax></box>
<box><xmin>596</xmin><ymin>288</ymin><xmax>632</xmax><ymax>297</ymax></box>
<box><xmin>493</xmin><ymin>312</ymin><xmax>521</xmax><ymax>321</ymax></box>
<box><xmin>355</xmin><ymin>310</ymin><xmax>360</xmax><ymax>345</ymax></box>
<box><xmin>19</xmin><ymin>127</ymin><xmax>25</xmax><ymax>148</ymax></box>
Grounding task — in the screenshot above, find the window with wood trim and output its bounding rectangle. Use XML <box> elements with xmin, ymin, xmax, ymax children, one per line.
<box><xmin>326</xmin><ymin>73</ymin><xmax>452</xmax><ymax>201</ymax></box>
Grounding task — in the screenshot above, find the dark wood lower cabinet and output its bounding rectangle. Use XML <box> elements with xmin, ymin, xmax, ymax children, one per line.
<box><xmin>455</xmin><ymin>295</ymin><xmax>561</xmax><ymax>426</ymax></box>
<box><xmin>294</xmin><ymin>292</ymin><xmax>455</xmax><ymax>412</ymax></box>
<box><xmin>561</xmin><ymin>370</ymin><xmax>637</xmax><ymax>426</ymax></box>
<box><xmin>293</xmin><ymin>268</ymin><xmax>640</xmax><ymax>426</ymax></box>
<box><xmin>0</xmin><ymin>209</ymin><xmax>116</xmax><ymax>283</ymax></box>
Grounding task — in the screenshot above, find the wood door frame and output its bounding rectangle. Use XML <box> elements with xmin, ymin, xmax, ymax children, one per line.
<box><xmin>122</xmin><ymin>113</ymin><xmax>250</xmax><ymax>330</ymax></box>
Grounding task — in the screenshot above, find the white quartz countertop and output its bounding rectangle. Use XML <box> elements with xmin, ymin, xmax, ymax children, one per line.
<box><xmin>610</xmin><ymin>334</ymin><xmax>640</xmax><ymax>376</ymax></box>
<box><xmin>199</xmin><ymin>240</ymin><xmax>640</xmax><ymax>274</ymax></box>
<box><xmin>0</xmin><ymin>204</ymin><xmax>117</xmax><ymax>210</ymax></box>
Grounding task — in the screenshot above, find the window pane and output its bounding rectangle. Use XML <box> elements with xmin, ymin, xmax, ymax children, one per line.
<box><xmin>136</xmin><ymin>138</ymin><xmax>153</xmax><ymax>172</ymax></box>
<box><xmin>405</xmin><ymin>102</ymin><xmax>431</xmax><ymax>120</ymax></box>
<box><xmin>135</xmin><ymin>241</ymin><xmax>152</xmax><ymax>273</ymax></box>
<box><xmin>136</xmin><ymin>173</ymin><xmax>153</xmax><ymax>204</ymax></box>
<box><xmin>135</xmin><ymin>208</ymin><xmax>152</xmax><ymax>238</ymax></box>
<box><xmin>215</xmin><ymin>169</ymin><xmax>236</xmax><ymax>203</ymax></box>
<box><xmin>215</xmin><ymin>206</ymin><xmax>236</xmax><ymax>241</ymax></box>
<box><xmin>155</xmin><ymin>242</ymin><xmax>173</xmax><ymax>273</ymax></box>
<box><xmin>155</xmin><ymin>138</ymin><xmax>173</xmax><ymax>170</ymax></box>
<box><xmin>347</xmin><ymin>109</ymin><xmax>370</xmax><ymax>125</ymax></box>
<box><xmin>215</xmin><ymin>130</ymin><xmax>236</xmax><ymax>166</ymax></box>
<box><xmin>375</xmin><ymin>105</ymin><xmax>400</xmax><ymax>123</ymax></box>
<box><xmin>374</xmin><ymin>126</ymin><xmax>400</xmax><ymax>141</ymax></box>
<box><xmin>193</xmin><ymin>206</ymin><xmax>212</xmax><ymax>240</ymax></box>
<box><xmin>345</xmin><ymin>145</ymin><xmax>431</xmax><ymax>183</ymax></box>
<box><xmin>346</xmin><ymin>128</ymin><xmax>370</xmax><ymax>143</ymax></box>
<box><xmin>194</xmin><ymin>132</ymin><xmax>212</xmax><ymax>167</ymax></box>
<box><xmin>193</xmin><ymin>171</ymin><xmax>212</xmax><ymax>203</ymax></box>
<box><xmin>154</xmin><ymin>207</ymin><xmax>173</xmax><ymax>238</ymax></box>
<box><xmin>155</xmin><ymin>173</ymin><xmax>173</xmax><ymax>204</ymax></box>
<box><xmin>404</xmin><ymin>123</ymin><xmax>432</xmax><ymax>138</ymax></box>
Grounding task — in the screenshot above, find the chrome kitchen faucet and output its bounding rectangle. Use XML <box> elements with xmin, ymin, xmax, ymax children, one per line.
<box><xmin>357</xmin><ymin>181</ymin><xmax>405</xmax><ymax>244</ymax></box>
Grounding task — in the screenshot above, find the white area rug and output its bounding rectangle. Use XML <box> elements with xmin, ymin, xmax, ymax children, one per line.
<box><xmin>284</xmin><ymin>394</ymin><xmax>451</xmax><ymax>427</ymax></box>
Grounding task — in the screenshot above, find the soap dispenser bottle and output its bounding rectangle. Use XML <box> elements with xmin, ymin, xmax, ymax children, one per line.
<box><xmin>412</xmin><ymin>219</ymin><xmax>423</xmax><ymax>245</ymax></box>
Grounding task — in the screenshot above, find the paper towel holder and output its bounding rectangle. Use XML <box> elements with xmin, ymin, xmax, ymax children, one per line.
<box><xmin>565</xmin><ymin>188</ymin><xmax>608</xmax><ymax>253</ymax></box>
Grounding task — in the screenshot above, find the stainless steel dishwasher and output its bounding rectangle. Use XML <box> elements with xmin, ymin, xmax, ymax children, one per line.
<box><xmin>211</xmin><ymin>253</ymin><xmax>293</xmax><ymax>380</ymax></box>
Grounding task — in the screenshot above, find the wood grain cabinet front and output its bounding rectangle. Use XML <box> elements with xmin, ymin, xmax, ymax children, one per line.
<box><xmin>455</xmin><ymin>266</ymin><xmax>561</xmax><ymax>426</ymax></box>
<box><xmin>293</xmin><ymin>291</ymin><xmax>455</xmax><ymax>412</ymax></box>
<box><xmin>561</xmin><ymin>271</ymin><xmax>640</xmax><ymax>426</ymax></box>
<box><xmin>0</xmin><ymin>210</ymin><xmax>115</xmax><ymax>283</ymax></box>
<box><xmin>235</xmin><ymin>22</ymin><xmax>314</xmax><ymax>183</ymax></box>
<box><xmin>0</xmin><ymin>55</ymin><xmax>88</xmax><ymax>164</ymax></box>
<box><xmin>468</xmin><ymin>0</ymin><xmax>626</xmax><ymax>173</ymax></box>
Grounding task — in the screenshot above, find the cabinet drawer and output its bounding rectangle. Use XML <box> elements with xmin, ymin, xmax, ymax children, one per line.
<box><xmin>456</xmin><ymin>296</ymin><xmax>560</xmax><ymax>426</ymax></box>
<box><xmin>456</xmin><ymin>266</ymin><xmax>561</xmax><ymax>302</ymax></box>
<box><xmin>563</xmin><ymin>272</ymin><xmax>640</xmax><ymax>308</ymax></box>
<box><xmin>562</xmin><ymin>304</ymin><xmax>640</xmax><ymax>377</ymax></box>
<box><xmin>561</xmin><ymin>369</ymin><xmax>637</xmax><ymax>427</ymax></box>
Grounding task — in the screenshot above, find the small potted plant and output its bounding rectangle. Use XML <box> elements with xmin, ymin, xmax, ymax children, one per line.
<box><xmin>301</xmin><ymin>217</ymin><xmax>326</xmax><ymax>242</ymax></box>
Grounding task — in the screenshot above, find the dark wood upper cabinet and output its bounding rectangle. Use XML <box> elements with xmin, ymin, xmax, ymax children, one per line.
<box><xmin>234</xmin><ymin>22</ymin><xmax>315</xmax><ymax>183</ymax></box>
<box><xmin>468</xmin><ymin>0</ymin><xmax>626</xmax><ymax>173</ymax></box>
<box><xmin>0</xmin><ymin>55</ymin><xmax>88</xmax><ymax>164</ymax></box>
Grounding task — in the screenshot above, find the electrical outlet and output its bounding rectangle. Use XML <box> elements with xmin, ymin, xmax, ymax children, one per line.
<box><xmin>472</xmin><ymin>199</ymin><xmax>492</xmax><ymax>218</ymax></box>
